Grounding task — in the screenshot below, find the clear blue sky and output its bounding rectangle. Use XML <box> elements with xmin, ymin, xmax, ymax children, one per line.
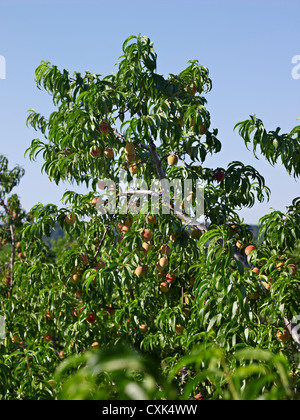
<box><xmin>0</xmin><ymin>0</ymin><xmax>299</xmax><ymax>224</ymax></box>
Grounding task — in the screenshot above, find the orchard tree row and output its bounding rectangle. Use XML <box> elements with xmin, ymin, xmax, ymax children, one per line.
<box><xmin>0</xmin><ymin>35</ymin><xmax>299</xmax><ymax>400</ymax></box>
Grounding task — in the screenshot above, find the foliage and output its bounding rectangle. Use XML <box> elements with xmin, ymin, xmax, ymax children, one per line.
<box><xmin>0</xmin><ymin>35</ymin><xmax>299</xmax><ymax>400</ymax></box>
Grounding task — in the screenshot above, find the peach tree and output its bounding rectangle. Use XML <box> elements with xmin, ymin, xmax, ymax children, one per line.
<box><xmin>0</xmin><ymin>35</ymin><xmax>299</xmax><ymax>399</ymax></box>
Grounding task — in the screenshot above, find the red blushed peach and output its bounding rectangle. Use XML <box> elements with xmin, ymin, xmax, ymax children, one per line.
<box><xmin>142</xmin><ymin>229</ymin><xmax>153</xmax><ymax>242</ymax></box>
<box><xmin>166</xmin><ymin>273</ymin><xmax>176</xmax><ymax>284</ymax></box>
<box><xmin>245</xmin><ymin>245</ymin><xmax>256</xmax><ymax>256</ymax></box>
<box><xmin>160</xmin><ymin>281</ymin><xmax>169</xmax><ymax>293</ymax></box>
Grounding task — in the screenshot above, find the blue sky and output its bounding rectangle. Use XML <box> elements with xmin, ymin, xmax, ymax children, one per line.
<box><xmin>0</xmin><ymin>0</ymin><xmax>299</xmax><ymax>224</ymax></box>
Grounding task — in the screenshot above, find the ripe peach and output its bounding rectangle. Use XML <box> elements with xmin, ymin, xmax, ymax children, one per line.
<box><xmin>138</xmin><ymin>324</ymin><xmax>148</xmax><ymax>332</ymax></box>
<box><xmin>142</xmin><ymin>242</ymin><xmax>152</xmax><ymax>252</ymax></box>
<box><xmin>11</xmin><ymin>334</ymin><xmax>20</xmax><ymax>344</ymax></box>
<box><xmin>159</xmin><ymin>257</ymin><xmax>168</xmax><ymax>269</ymax></box>
<box><xmin>245</xmin><ymin>245</ymin><xmax>256</xmax><ymax>256</ymax></box>
<box><xmin>125</xmin><ymin>143</ymin><xmax>135</xmax><ymax>155</ymax></box>
<box><xmin>129</xmin><ymin>163</ymin><xmax>138</xmax><ymax>174</ymax></box>
<box><xmin>125</xmin><ymin>153</ymin><xmax>135</xmax><ymax>162</ymax></box>
<box><xmin>98</xmin><ymin>123</ymin><xmax>110</xmax><ymax>136</ymax></box>
<box><xmin>215</xmin><ymin>170</ymin><xmax>225</xmax><ymax>182</ymax></box>
<box><xmin>166</xmin><ymin>273</ymin><xmax>176</xmax><ymax>284</ymax></box>
<box><xmin>121</xmin><ymin>225</ymin><xmax>130</xmax><ymax>234</ymax></box>
<box><xmin>160</xmin><ymin>281</ymin><xmax>169</xmax><ymax>293</ymax></box>
<box><xmin>65</xmin><ymin>214</ymin><xmax>76</xmax><ymax>225</ymax></box>
<box><xmin>92</xmin><ymin>196</ymin><xmax>100</xmax><ymax>206</ymax></box>
<box><xmin>167</xmin><ymin>154</ymin><xmax>178</xmax><ymax>166</ymax></box>
<box><xmin>146</xmin><ymin>214</ymin><xmax>156</xmax><ymax>225</ymax></box>
<box><xmin>135</xmin><ymin>266</ymin><xmax>145</xmax><ymax>277</ymax></box>
<box><xmin>90</xmin><ymin>148</ymin><xmax>101</xmax><ymax>157</ymax></box>
<box><xmin>160</xmin><ymin>244</ymin><xmax>171</xmax><ymax>255</ymax></box>
<box><xmin>44</xmin><ymin>334</ymin><xmax>52</xmax><ymax>342</ymax></box>
<box><xmin>86</xmin><ymin>314</ymin><xmax>97</xmax><ymax>324</ymax></box>
<box><xmin>104</xmin><ymin>147</ymin><xmax>114</xmax><ymax>159</ymax></box>
<box><xmin>142</xmin><ymin>229</ymin><xmax>153</xmax><ymax>242</ymax></box>
<box><xmin>277</xmin><ymin>329</ymin><xmax>289</xmax><ymax>343</ymax></box>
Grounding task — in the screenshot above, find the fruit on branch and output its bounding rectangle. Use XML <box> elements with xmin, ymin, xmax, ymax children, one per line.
<box><xmin>142</xmin><ymin>229</ymin><xmax>153</xmax><ymax>242</ymax></box>
<box><xmin>262</xmin><ymin>279</ymin><xmax>273</xmax><ymax>291</ymax></box>
<box><xmin>245</xmin><ymin>245</ymin><xmax>256</xmax><ymax>256</ymax></box>
<box><xmin>71</xmin><ymin>268</ymin><xmax>83</xmax><ymax>283</ymax></box>
<box><xmin>91</xmin><ymin>342</ymin><xmax>100</xmax><ymax>348</ymax></box>
<box><xmin>167</xmin><ymin>154</ymin><xmax>178</xmax><ymax>166</ymax></box>
<box><xmin>142</xmin><ymin>242</ymin><xmax>152</xmax><ymax>252</ymax></box>
<box><xmin>160</xmin><ymin>281</ymin><xmax>169</xmax><ymax>293</ymax></box>
<box><xmin>86</xmin><ymin>314</ymin><xmax>97</xmax><ymax>324</ymax></box>
<box><xmin>90</xmin><ymin>148</ymin><xmax>102</xmax><ymax>157</ymax></box>
<box><xmin>138</xmin><ymin>324</ymin><xmax>148</xmax><ymax>332</ymax></box>
<box><xmin>135</xmin><ymin>266</ymin><xmax>145</xmax><ymax>277</ymax></box>
<box><xmin>129</xmin><ymin>163</ymin><xmax>138</xmax><ymax>174</ymax></box>
<box><xmin>11</xmin><ymin>334</ymin><xmax>20</xmax><ymax>344</ymax></box>
<box><xmin>215</xmin><ymin>170</ymin><xmax>225</xmax><ymax>182</ymax></box>
<box><xmin>236</xmin><ymin>240</ymin><xmax>244</xmax><ymax>249</ymax></box>
<box><xmin>116</xmin><ymin>222</ymin><xmax>123</xmax><ymax>232</ymax></box>
<box><xmin>125</xmin><ymin>143</ymin><xmax>135</xmax><ymax>155</ymax></box>
<box><xmin>98</xmin><ymin>123</ymin><xmax>110</xmax><ymax>136</ymax></box>
<box><xmin>125</xmin><ymin>154</ymin><xmax>136</xmax><ymax>162</ymax></box>
<box><xmin>44</xmin><ymin>334</ymin><xmax>53</xmax><ymax>342</ymax></box>
<box><xmin>75</xmin><ymin>290</ymin><xmax>83</xmax><ymax>298</ymax></box>
<box><xmin>121</xmin><ymin>225</ymin><xmax>130</xmax><ymax>234</ymax></box>
<box><xmin>160</xmin><ymin>244</ymin><xmax>171</xmax><ymax>255</ymax></box>
<box><xmin>65</xmin><ymin>214</ymin><xmax>76</xmax><ymax>225</ymax></box>
<box><xmin>166</xmin><ymin>273</ymin><xmax>176</xmax><ymax>284</ymax></box>
<box><xmin>146</xmin><ymin>214</ymin><xmax>156</xmax><ymax>225</ymax></box>
<box><xmin>156</xmin><ymin>263</ymin><xmax>164</xmax><ymax>273</ymax></box>
<box><xmin>252</xmin><ymin>267</ymin><xmax>260</xmax><ymax>275</ymax></box>
<box><xmin>92</xmin><ymin>196</ymin><xmax>100</xmax><ymax>206</ymax></box>
<box><xmin>200</xmin><ymin>123</ymin><xmax>207</xmax><ymax>135</ymax></box>
<box><xmin>276</xmin><ymin>329</ymin><xmax>289</xmax><ymax>343</ymax></box>
<box><xmin>159</xmin><ymin>257</ymin><xmax>168</xmax><ymax>269</ymax></box>
<box><xmin>104</xmin><ymin>147</ymin><xmax>114</xmax><ymax>159</ymax></box>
